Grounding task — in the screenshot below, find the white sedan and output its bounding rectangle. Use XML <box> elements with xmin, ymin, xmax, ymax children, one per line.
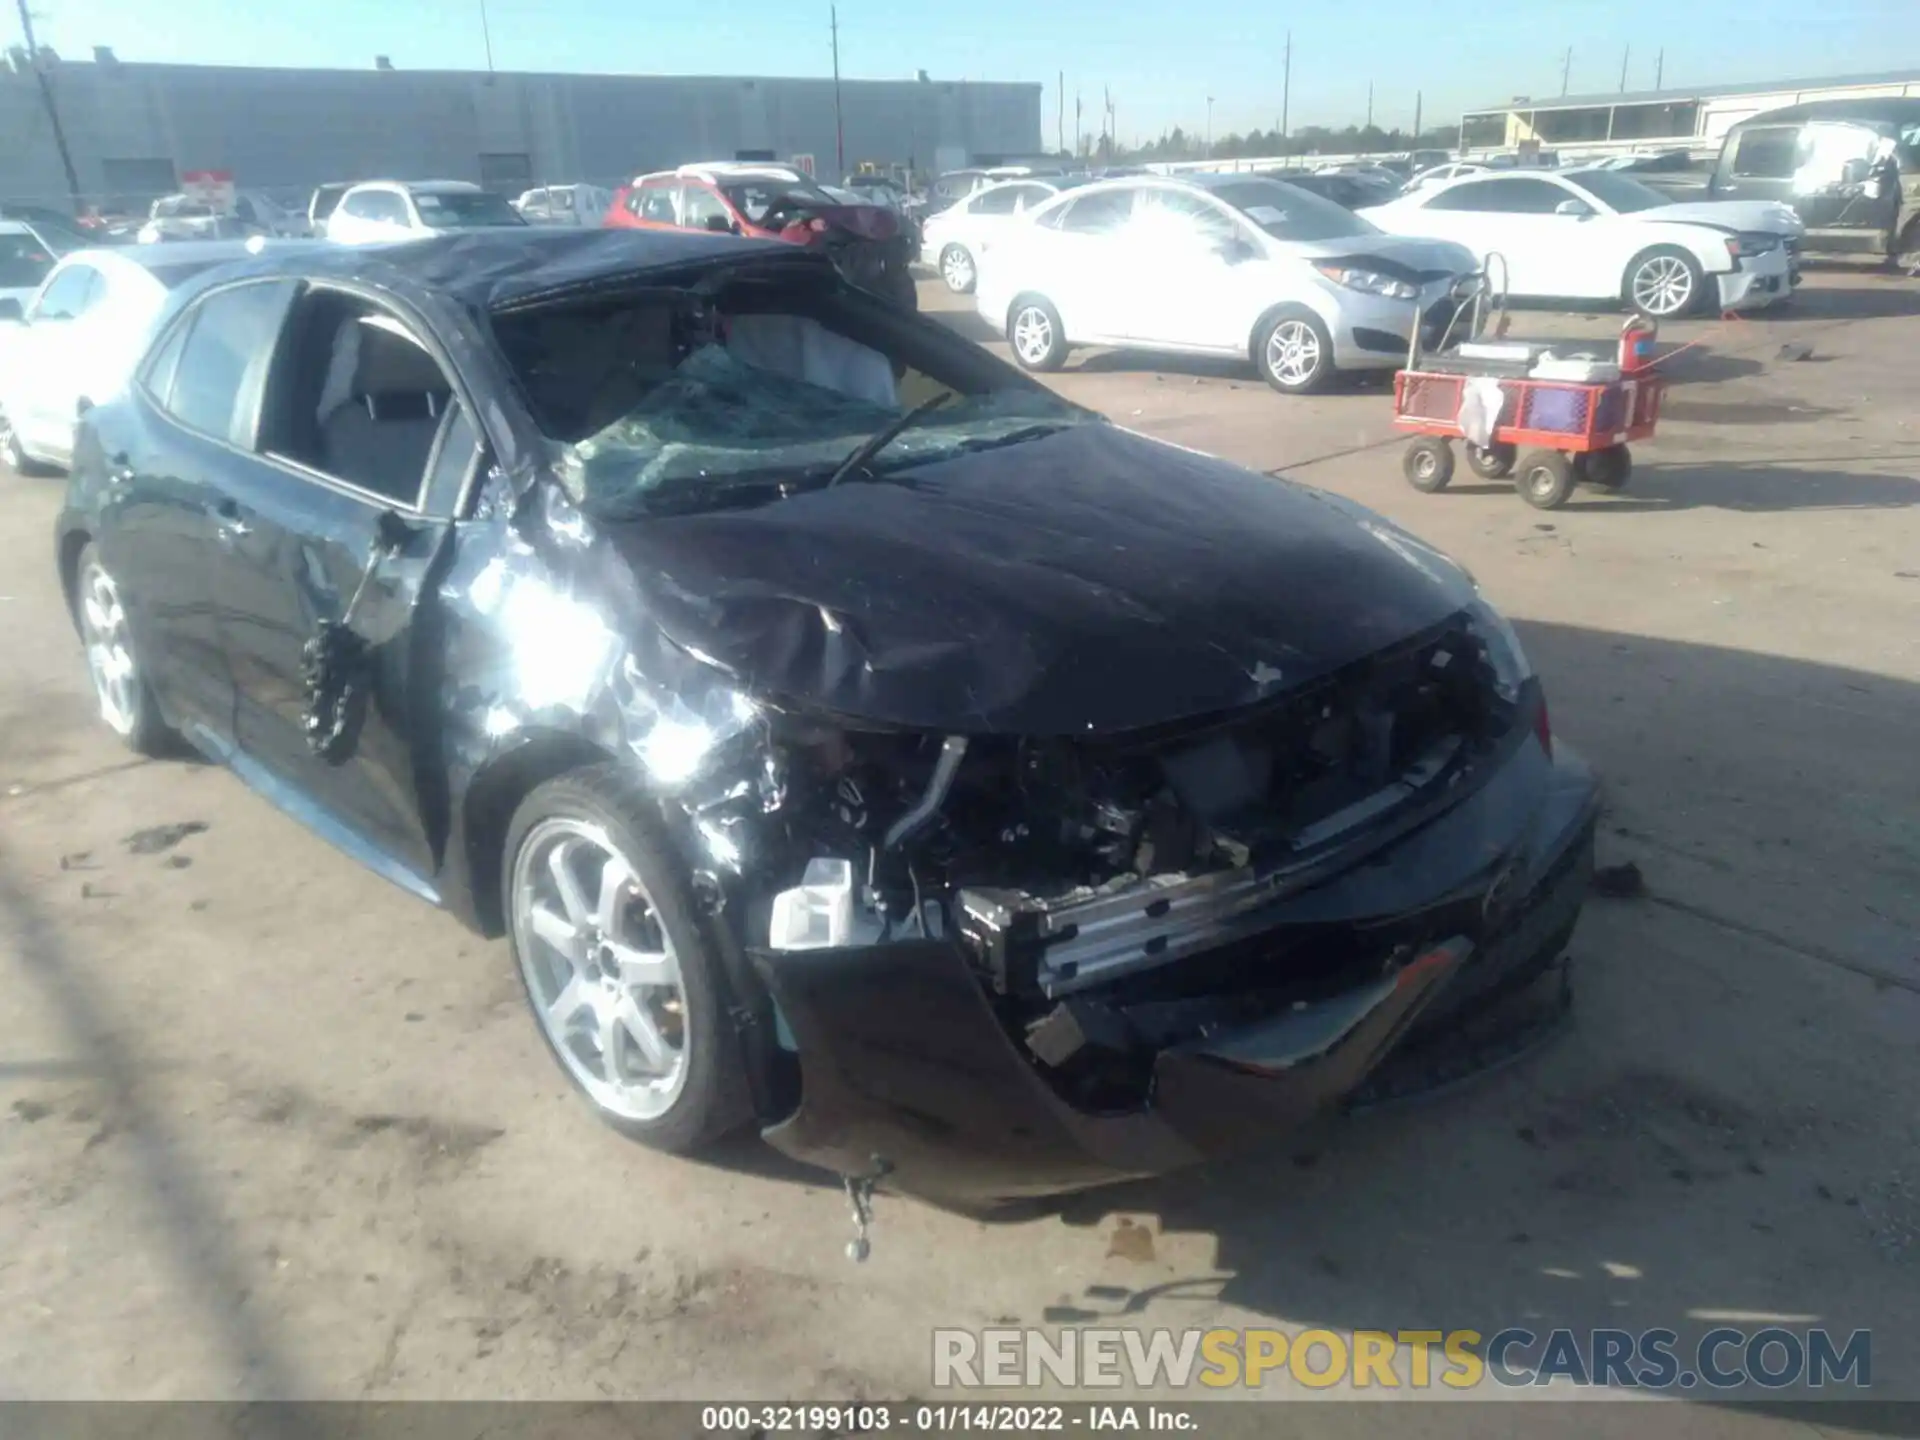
<box><xmin>327</xmin><ymin>180</ymin><xmax>529</xmax><ymax>244</ymax></box>
<box><xmin>975</xmin><ymin>174</ymin><xmax>1476</xmax><ymax>394</ymax></box>
<box><xmin>1367</xmin><ymin>168</ymin><xmax>1801</xmax><ymax>317</ymax></box>
<box><xmin>920</xmin><ymin>177</ymin><xmax>1086</xmax><ymax>293</ymax></box>
<box><xmin>0</xmin><ymin>239</ymin><xmax>310</xmax><ymax>473</ymax></box>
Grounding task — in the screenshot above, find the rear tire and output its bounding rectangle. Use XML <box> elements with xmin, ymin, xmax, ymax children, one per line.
<box><xmin>1624</xmin><ymin>245</ymin><xmax>1706</xmax><ymax>319</ymax></box>
<box><xmin>939</xmin><ymin>243</ymin><xmax>977</xmax><ymax>294</ymax></box>
<box><xmin>1008</xmin><ymin>296</ymin><xmax>1069</xmax><ymax>372</ymax></box>
<box><xmin>503</xmin><ymin>763</ymin><xmax>749</xmax><ymax>1155</ymax></box>
<box><xmin>1255</xmin><ymin>308</ymin><xmax>1336</xmax><ymax>394</ymax></box>
<box><xmin>1518</xmin><ymin>450</ymin><xmax>1577</xmax><ymax>510</ymax></box>
<box><xmin>74</xmin><ymin>542</ymin><xmax>173</xmax><ymax>756</ymax></box>
<box><xmin>1465</xmin><ymin>441</ymin><xmax>1516</xmax><ymax>479</ymax></box>
<box><xmin>1402</xmin><ymin>438</ymin><xmax>1455</xmax><ymax>492</ymax></box>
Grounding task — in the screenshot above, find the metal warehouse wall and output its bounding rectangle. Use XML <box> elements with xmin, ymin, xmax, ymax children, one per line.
<box><xmin>0</xmin><ymin>61</ymin><xmax>1044</xmax><ymax>206</ymax></box>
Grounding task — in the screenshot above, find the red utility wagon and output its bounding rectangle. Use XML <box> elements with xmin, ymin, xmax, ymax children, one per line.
<box><xmin>1390</xmin><ymin>261</ymin><xmax>1668</xmax><ymax>510</ymax></box>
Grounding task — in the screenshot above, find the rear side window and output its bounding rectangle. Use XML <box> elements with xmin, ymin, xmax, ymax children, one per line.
<box><xmin>163</xmin><ymin>281</ymin><xmax>298</xmax><ymax>446</ymax></box>
<box><xmin>1426</xmin><ymin>177</ymin><xmax>1567</xmax><ymax>213</ymax></box>
<box><xmin>1051</xmin><ymin>188</ymin><xmax>1135</xmax><ymax>234</ymax></box>
<box><xmin>1731</xmin><ymin>127</ymin><xmax>1798</xmax><ymax>179</ymax></box>
<box><xmin>971</xmin><ymin>186</ymin><xmax>1023</xmax><ymax>216</ymax></box>
<box><xmin>32</xmin><ymin>264</ymin><xmax>101</xmax><ymax>321</ymax></box>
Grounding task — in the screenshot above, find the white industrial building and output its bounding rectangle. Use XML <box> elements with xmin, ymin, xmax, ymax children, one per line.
<box><xmin>1461</xmin><ymin>69</ymin><xmax>1920</xmax><ymax>158</ymax></box>
<box><xmin>0</xmin><ymin>50</ymin><xmax>1044</xmax><ymax>211</ymax></box>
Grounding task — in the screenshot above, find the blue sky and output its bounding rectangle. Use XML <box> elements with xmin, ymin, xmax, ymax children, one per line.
<box><xmin>21</xmin><ymin>0</ymin><xmax>1920</xmax><ymax>141</ymax></box>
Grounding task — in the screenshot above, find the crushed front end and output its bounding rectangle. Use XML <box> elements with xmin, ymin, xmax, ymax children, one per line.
<box><xmin>665</xmin><ymin>602</ymin><xmax>1598</xmax><ymax>1205</ymax></box>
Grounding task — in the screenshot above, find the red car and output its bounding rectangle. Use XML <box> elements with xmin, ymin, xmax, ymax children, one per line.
<box><xmin>606</xmin><ymin>163</ymin><xmax>916</xmax><ymax>309</ymax></box>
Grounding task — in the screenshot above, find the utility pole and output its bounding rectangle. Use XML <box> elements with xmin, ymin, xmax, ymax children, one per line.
<box><xmin>1206</xmin><ymin>95</ymin><xmax>1214</xmax><ymax>158</ymax></box>
<box><xmin>830</xmin><ymin>5</ymin><xmax>844</xmax><ymax>181</ymax></box>
<box><xmin>1366</xmin><ymin>80</ymin><xmax>1374</xmax><ymax>130</ymax></box>
<box><xmin>479</xmin><ymin>0</ymin><xmax>495</xmax><ymax>72</ymax></box>
<box><xmin>1413</xmin><ymin>91</ymin><xmax>1423</xmax><ymax>143</ymax></box>
<box><xmin>1654</xmin><ymin>48</ymin><xmax>1665</xmax><ymax>88</ymax></box>
<box><xmin>14</xmin><ymin>0</ymin><xmax>82</xmax><ymax>212</ymax></box>
<box><xmin>1561</xmin><ymin>46</ymin><xmax>1572</xmax><ymax>97</ymax></box>
<box><xmin>1057</xmin><ymin>71</ymin><xmax>1064</xmax><ymax>155</ymax></box>
<box><xmin>1619</xmin><ymin>45</ymin><xmax>1630</xmax><ymax>93</ymax></box>
<box><xmin>1074</xmin><ymin>91</ymin><xmax>1082</xmax><ymax>156</ymax></box>
<box><xmin>1281</xmin><ymin>31</ymin><xmax>1291</xmax><ymax>141</ymax></box>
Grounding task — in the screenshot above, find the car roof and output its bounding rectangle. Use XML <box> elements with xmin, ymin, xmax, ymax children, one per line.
<box><xmin>189</xmin><ymin>227</ymin><xmax>815</xmax><ymax>312</ymax></box>
<box><xmin>1735</xmin><ymin>97</ymin><xmax>1920</xmax><ymax>128</ymax></box>
<box><xmin>0</xmin><ymin>220</ymin><xmax>33</xmax><ymax>235</ymax></box>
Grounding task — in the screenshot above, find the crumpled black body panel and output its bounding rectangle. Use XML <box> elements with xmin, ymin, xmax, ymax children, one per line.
<box><xmin>603</xmin><ymin>424</ymin><xmax>1478</xmax><ymax>735</ymax></box>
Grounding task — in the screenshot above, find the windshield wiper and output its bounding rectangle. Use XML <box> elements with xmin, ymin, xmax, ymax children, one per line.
<box><xmin>825</xmin><ymin>390</ymin><xmax>956</xmax><ymax>487</ymax></box>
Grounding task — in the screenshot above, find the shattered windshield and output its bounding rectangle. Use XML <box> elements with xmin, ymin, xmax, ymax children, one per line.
<box><xmin>547</xmin><ymin>318</ymin><xmax>1096</xmax><ymax>518</ymax></box>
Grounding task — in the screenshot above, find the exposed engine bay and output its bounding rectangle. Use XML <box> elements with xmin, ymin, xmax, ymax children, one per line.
<box><xmin>655</xmin><ymin>606</ymin><xmax>1533</xmax><ymax>1117</ymax></box>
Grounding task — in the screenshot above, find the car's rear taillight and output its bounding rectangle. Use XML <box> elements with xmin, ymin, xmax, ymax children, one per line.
<box><xmin>1533</xmin><ymin>694</ymin><xmax>1553</xmax><ymax>758</ymax></box>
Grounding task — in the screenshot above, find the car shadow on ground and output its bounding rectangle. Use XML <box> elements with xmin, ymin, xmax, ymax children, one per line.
<box><xmin>1021</xmin><ymin>624</ymin><xmax>1919</xmax><ymax>1416</ymax></box>
<box><xmin>1765</xmin><ymin>283</ymin><xmax>1920</xmax><ymax>323</ymax></box>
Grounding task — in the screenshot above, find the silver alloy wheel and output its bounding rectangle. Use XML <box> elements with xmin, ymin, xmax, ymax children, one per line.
<box><xmin>511</xmin><ymin>817</ymin><xmax>690</xmax><ymax>1123</ymax></box>
<box><xmin>941</xmin><ymin>245</ymin><xmax>975</xmax><ymax>291</ymax></box>
<box><xmin>1631</xmin><ymin>255</ymin><xmax>1694</xmax><ymax>316</ymax></box>
<box><xmin>1265</xmin><ymin>319</ymin><xmax>1322</xmax><ymax>387</ymax></box>
<box><xmin>1012</xmin><ymin>305</ymin><xmax>1054</xmax><ymax>365</ymax></box>
<box><xmin>78</xmin><ymin>556</ymin><xmax>139</xmax><ymax>736</ymax></box>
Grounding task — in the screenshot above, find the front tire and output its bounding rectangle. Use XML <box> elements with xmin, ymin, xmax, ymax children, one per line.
<box><xmin>1255</xmin><ymin>309</ymin><xmax>1336</xmax><ymax>394</ymax></box>
<box><xmin>74</xmin><ymin>543</ymin><xmax>172</xmax><ymax>756</ymax></box>
<box><xmin>1624</xmin><ymin>245</ymin><xmax>1706</xmax><ymax>319</ymax></box>
<box><xmin>1402</xmin><ymin>437</ymin><xmax>1454</xmax><ymax>492</ymax></box>
<box><xmin>1008</xmin><ymin>296</ymin><xmax>1069</xmax><ymax>372</ymax></box>
<box><xmin>503</xmin><ymin>764</ymin><xmax>748</xmax><ymax>1154</ymax></box>
<box><xmin>939</xmin><ymin>243</ymin><xmax>977</xmax><ymax>294</ymax></box>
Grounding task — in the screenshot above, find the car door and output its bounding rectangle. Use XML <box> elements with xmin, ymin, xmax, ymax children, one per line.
<box><xmin>1124</xmin><ymin>188</ymin><xmax>1261</xmax><ymax>350</ymax></box>
<box><xmin>958</xmin><ymin>182</ymin><xmax>1026</xmax><ymax>256</ymax></box>
<box><xmin>0</xmin><ymin>228</ymin><xmax>58</xmax><ymax>312</ymax></box>
<box><xmin>98</xmin><ymin>279</ymin><xmax>300</xmax><ymax>741</ymax></box>
<box><xmin>1034</xmin><ymin>186</ymin><xmax>1139</xmax><ymax>341</ymax></box>
<box><xmin>11</xmin><ymin>262</ymin><xmax>102</xmax><ymax>457</ymax></box>
<box><xmin>201</xmin><ymin>285</ymin><xmax>473</xmax><ymax>887</ymax></box>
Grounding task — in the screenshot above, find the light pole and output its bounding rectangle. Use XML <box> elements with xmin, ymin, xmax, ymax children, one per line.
<box><xmin>478</xmin><ymin>0</ymin><xmax>495</xmax><ymax>72</ymax></box>
<box><xmin>1206</xmin><ymin>95</ymin><xmax>1215</xmax><ymax>157</ymax></box>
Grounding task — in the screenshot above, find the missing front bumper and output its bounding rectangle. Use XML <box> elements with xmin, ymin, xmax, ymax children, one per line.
<box><xmin>747</xmin><ymin>742</ymin><xmax>1600</xmax><ymax>1205</ymax></box>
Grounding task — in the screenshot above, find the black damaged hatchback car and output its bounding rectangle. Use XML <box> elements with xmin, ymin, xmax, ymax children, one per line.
<box><xmin>56</xmin><ymin>229</ymin><xmax>1598</xmax><ymax>1216</ymax></box>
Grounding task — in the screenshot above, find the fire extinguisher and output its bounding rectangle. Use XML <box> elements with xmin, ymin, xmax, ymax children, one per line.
<box><xmin>1619</xmin><ymin>315</ymin><xmax>1659</xmax><ymax>374</ymax></box>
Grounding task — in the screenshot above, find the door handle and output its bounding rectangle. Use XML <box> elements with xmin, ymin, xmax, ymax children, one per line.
<box><xmin>212</xmin><ymin>499</ymin><xmax>253</xmax><ymax>542</ymax></box>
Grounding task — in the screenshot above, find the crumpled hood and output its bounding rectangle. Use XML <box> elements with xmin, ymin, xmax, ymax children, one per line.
<box><xmin>1632</xmin><ymin>199</ymin><xmax>1805</xmax><ymax>236</ymax></box>
<box><xmin>600</xmin><ymin>424</ymin><xmax>1475</xmax><ymax>736</ymax></box>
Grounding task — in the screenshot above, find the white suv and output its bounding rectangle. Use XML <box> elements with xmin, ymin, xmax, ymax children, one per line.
<box><xmin>326</xmin><ymin>180</ymin><xmax>527</xmax><ymax>244</ymax></box>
